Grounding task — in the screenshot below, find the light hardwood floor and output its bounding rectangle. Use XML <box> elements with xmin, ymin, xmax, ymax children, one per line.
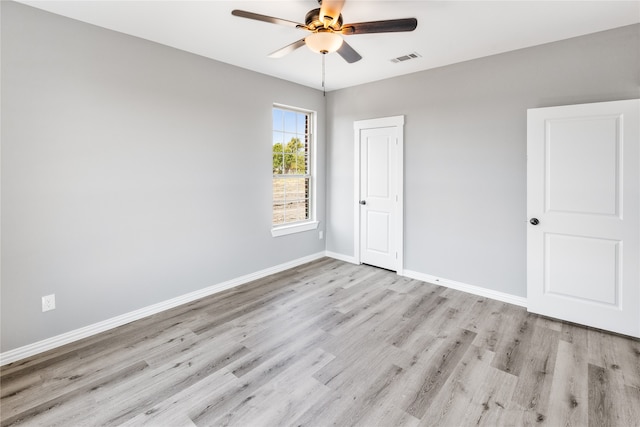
<box><xmin>2</xmin><ymin>258</ymin><xmax>639</xmax><ymax>426</ymax></box>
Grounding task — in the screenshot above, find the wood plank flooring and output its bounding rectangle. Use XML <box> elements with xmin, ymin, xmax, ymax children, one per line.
<box><xmin>2</xmin><ymin>258</ymin><xmax>639</xmax><ymax>426</ymax></box>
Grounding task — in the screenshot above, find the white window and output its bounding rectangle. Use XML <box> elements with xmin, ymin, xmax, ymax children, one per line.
<box><xmin>271</xmin><ymin>105</ymin><xmax>318</xmax><ymax>237</ymax></box>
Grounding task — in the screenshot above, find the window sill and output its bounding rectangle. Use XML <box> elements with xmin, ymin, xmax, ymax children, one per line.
<box><xmin>271</xmin><ymin>221</ymin><xmax>319</xmax><ymax>237</ymax></box>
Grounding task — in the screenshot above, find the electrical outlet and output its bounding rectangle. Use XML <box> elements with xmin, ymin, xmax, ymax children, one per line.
<box><xmin>319</xmin><ymin>230</ymin><xmax>324</xmax><ymax>240</ymax></box>
<box><xmin>42</xmin><ymin>294</ymin><xmax>56</xmax><ymax>312</ymax></box>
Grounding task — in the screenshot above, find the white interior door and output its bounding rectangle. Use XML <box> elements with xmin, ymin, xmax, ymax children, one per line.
<box><xmin>527</xmin><ymin>99</ymin><xmax>640</xmax><ymax>338</ymax></box>
<box><xmin>354</xmin><ymin>116</ymin><xmax>404</xmax><ymax>272</ymax></box>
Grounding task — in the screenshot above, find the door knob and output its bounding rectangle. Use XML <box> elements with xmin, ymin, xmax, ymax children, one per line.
<box><xmin>359</xmin><ymin>200</ymin><xmax>367</xmax><ymax>205</ymax></box>
<box><xmin>530</xmin><ymin>218</ymin><xmax>539</xmax><ymax>225</ymax></box>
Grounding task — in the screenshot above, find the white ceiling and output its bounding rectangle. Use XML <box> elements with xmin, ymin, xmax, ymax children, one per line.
<box><xmin>18</xmin><ymin>0</ymin><xmax>640</xmax><ymax>91</ymax></box>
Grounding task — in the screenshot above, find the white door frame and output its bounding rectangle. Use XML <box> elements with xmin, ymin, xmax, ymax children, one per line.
<box><xmin>353</xmin><ymin>115</ymin><xmax>404</xmax><ymax>274</ymax></box>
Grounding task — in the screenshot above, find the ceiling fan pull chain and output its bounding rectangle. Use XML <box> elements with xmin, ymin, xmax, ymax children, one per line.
<box><xmin>322</xmin><ymin>52</ymin><xmax>326</xmax><ymax>96</ymax></box>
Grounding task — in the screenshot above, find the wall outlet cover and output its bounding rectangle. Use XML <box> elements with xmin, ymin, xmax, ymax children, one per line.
<box><xmin>42</xmin><ymin>294</ymin><xmax>56</xmax><ymax>312</ymax></box>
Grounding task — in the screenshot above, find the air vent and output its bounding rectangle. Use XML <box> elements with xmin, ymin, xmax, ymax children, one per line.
<box><xmin>390</xmin><ymin>52</ymin><xmax>421</xmax><ymax>63</ymax></box>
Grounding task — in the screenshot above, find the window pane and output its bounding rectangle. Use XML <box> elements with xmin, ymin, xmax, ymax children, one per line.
<box><xmin>273</xmin><ymin>202</ymin><xmax>285</xmax><ymax>224</ymax></box>
<box><xmin>273</xmin><ymin>178</ymin><xmax>284</xmax><ymax>203</ymax></box>
<box><xmin>284</xmin><ymin>177</ymin><xmax>303</xmax><ymax>200</ymax></box>
<box><xmin>284</xmin><ymin>111</ymin><xmax>297</xmax><ymax>133</ymax></box>
<box><xmin>273</xmin><ymin>109</ymin><xmax>283</xmax><ymax>131</ymax></box>
<box><xmin>294</xmin><ymin>151</ymin><xmax>308</xmax><ymax>175</ymax></box>
<box><xmin>284</xmin><ymin>135</ymin><xmax>298</xmax><ymax>152</ymax></box>
<box><xmin>287</xmin><ymin>200</ymin><xmax>308</xmax><ymax>222</ymax></box>
<box><xmin>292</xmin><ymin>154</ymin><xmax>301</xmax><ymax>175</ymax></box>
<box><xmin>272</xmin><ymin>151</ymin><xmax>282</xmax><ymax>174</ymax></box>
<box><xmin>273</xmin><ymin>131</ymin><xmax>284</xmax><ymax>145</ymax></box>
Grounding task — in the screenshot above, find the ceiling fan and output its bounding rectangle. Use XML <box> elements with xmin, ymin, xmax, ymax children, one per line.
<box><xmin>231</xmin><ymin>0</ymin><xmax>418</xmax><ymax>63</ymax></box>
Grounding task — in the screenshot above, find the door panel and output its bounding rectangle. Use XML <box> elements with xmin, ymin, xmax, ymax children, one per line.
<box><xmin>366</xmin><ymin>210</ymin><xmax>390</xmax><ymax>254</ymax></box>
<box><xmin>546</xmin><ymin>116</ymin><xmax>620</xmax><ymax>216</ymax></box>
<box><xmin>527</xmin><ymin>99</ymin><xmax>640</xmax><ymax>338</ymax></box>
<box><xmin>544</xmin><ymin>234</ymin><xmax>619</xmax><ymax>306</ymax></box>
<box><xmin>366</xmin><ymin>136</ymin><xmax>390</xmax><ymax>198</ymax></box>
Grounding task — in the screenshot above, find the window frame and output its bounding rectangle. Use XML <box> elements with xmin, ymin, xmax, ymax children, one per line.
<box><xmin>271</xmin><ymin>104</ymin><xmax>318</xmax><ymax>237</ymax></box>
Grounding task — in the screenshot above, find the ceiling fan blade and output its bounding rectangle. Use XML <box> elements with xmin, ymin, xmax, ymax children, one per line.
<box><xmin>336</xmin><ymin>40</ymin><xmax>362</xmax><ymax>63</ymax></box>
<box><xmin>319</xmin><ymin>0</ymin><xmax>345</xmax><ymax>27</ymax></box>
<box><xmin>341</xmin><ymin>18</ymin><xmax>418</xmax><ymax>35</ymax></box>
<box><xmin>231</xmin><ymin>10</ymin><xmax>304</xmax><ymax>29</ymax></box>
<box><xmin>268</xmin><ymin>38</ymin><xmax>307</xmax><ymax>58</ymax></box>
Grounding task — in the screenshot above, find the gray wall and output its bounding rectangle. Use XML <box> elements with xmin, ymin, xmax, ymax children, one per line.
<box><xmin>1</xmin><ymin>2</ymin><xmax>326</xmax><ymax>352</ymax></box>
<box><xmin>326</xmin><ymin>24</ymin><xmax>640</xmax><ymax>297</ymax></box>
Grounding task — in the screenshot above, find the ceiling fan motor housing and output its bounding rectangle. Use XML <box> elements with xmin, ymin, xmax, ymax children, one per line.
<box><xmin>305</xmin><ymin>8</ymin><xmax>343</xmax><ymax>31</ymax></box>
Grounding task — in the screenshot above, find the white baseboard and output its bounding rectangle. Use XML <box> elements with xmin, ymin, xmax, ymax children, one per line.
<box><xmin>325</xmin><ymin>251</ymin><xmax>358</xmax><ymax>264</ymax></box>
<box><xmin>0</xmin><ymin>252</ymin><xmax>326</xmax><ymax>366</ymax></box>
<box><xmin>402</xmin><ymin>269</ymin><xmax>527</xmax><ymax>307</ymax></box>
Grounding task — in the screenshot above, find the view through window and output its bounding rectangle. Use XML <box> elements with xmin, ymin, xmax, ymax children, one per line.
<box><xmin>272</xmin><ymin>107</ymin><xmax>312</xmax><ymax>226</ymax></box>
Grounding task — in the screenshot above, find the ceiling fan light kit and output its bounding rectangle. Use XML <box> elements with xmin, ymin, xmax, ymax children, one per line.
<box><xmin>305</xmin><ymin>31</ymin><xmax>343</xmax><ymax>54</ymax></box>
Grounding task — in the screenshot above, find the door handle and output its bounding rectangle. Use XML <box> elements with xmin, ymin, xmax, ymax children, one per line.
<box><xmin>359</xmin><ymin>200</ymin><xmax>367</xmax><ymax>205</ymax></box>
<box><xmin>530</xmin><ymin>218</ymin><xmax>539</xmax><ymax>225</ymax></box>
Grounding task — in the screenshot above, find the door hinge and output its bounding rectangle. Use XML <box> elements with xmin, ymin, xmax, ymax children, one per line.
<box><xmin>396</xmin><ymin>252</ymin><xmax>398</xmax><ymax>259</ymax></box>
